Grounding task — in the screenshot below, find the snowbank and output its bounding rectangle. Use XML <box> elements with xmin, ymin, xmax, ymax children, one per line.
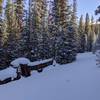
<box><xmin>11</xmin><ymin>58</ymin><xmax>30</xmax><ymax>68</ymax></box>
<box><xmin>0</xmin><ymin>67</ymin><xmax>17</xmax><ymax>81</ymax></box>
<box><xmin>11</xmin><ymin>58</ymin><xmax>52</xmax><ymax>68</ymax></box>
<box><xmin>0</xmin><ymin>52</ymin><xmax>99</xmax><ymax>100</ymax></box>
<box><xmin>0</xmin><ymin>53</ymin><xmax>99</xmax><ymax>100</ymax></box>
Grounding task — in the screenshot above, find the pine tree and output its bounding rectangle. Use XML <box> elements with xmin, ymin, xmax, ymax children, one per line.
<box><xmin>37</xmin><ymin>0</ymin><xmax>51</xmax><ymax>60</ymax></box>
<box><xmin>52</xmin><ymin>0</ymin><xmax>68</xmax><ymax>64</ymax></box>
<box><xmin>92</xmin><ymin>21</ymin><xmax>100</xmax><ymax>53</ymax></box>
<box><xmin>90</xmin><ymin>16</ymin><xmax>95</xmax><ymax>52</ymax></box>
<box><xmin>20</xmin><ymin>7</ymin><xmax>33</xmax><ymax>58</ymax></box>
<box><xmin>4</xmin><ymin>0</ymin><xmax>22</xmax><ymax>64</ymax></box>
<box><xmin>78</xmin><ymin>15</ymin><xmax>86</xmax><ymax>53</ymax></box>
<box><xmin>87</xmin><ymin>16</ymin><xmax>94</xmax><ymax>52</ymax></box>
<box><xmin>95</xmin><ymin>5</ymin><xmax>100</xmax><ymax>21</ymax></box>
<box><xmin>51</xmin><ymin>0</ymin><xmax>77</xmax><ymax>64</ymax></box>
<box><xmin>15</xmin><ymin>0</ymin><xmax>24</xmax><ymax>34</ymax></box>
<box><xmin>47</xmin><ymin>0</ymin><xmax>59</xmax><ymax>60</ymax></box>
<box><xmin>0</xmin><ymin>0</ymin><xmax>6</xmax><ymax>68</ymax></box>
<box><xmin>84</xmin><ymin>13</ymin><xmax>91</xmax><ymax>51</ymax></box>
<box><xmin>71</xmin><ymin>0</ymin><xmax>77</xmax><ymax>23</ymax></box>
<box><xmin>0</xmin><ymin>0</ymin><xmax>3</xmax><ymax>47</ymax></box>
<box><xmin>28</xmin><ymin>0</ymin><xmax>41</xmax><ymax>61</ymax></box>
<box><xmin>0</xmin><ymin>0</ymin><xmax>2</xmax><ymax>14</ymax></box>
<box><xmin>94</xmin><ymin>21</ymin><xmax>100</xmax><ymax>37</ymax></box>
<box><xmin>15</xmin><ymin>0</ymin><xmax>28</xmax><ymax>57</ymax></box>
<box><xmin>72</xmin><ymin>0</ymin><xmax>79</xmax><ymax>52</ymax></box>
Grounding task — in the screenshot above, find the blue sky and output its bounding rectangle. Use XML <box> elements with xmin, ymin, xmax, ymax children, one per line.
<box><xmin>74</xmin><ymin>0</ymin><xmax>100</xmax><ymax>20</ymax></box>
<box><xmin>25</xmin><ymin>0</ymin><xmax>100</xmax><ymax>20</ymax></box>
<box><xmin>3</xmin><ymin>0</ymin><xmax>99</xmax><ymax>20</ymax></box>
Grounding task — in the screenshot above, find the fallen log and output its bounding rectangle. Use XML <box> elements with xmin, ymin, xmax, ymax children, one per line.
<box><xmin>0</xmin><ymin>77</ymin><xmax>12</xmax><ymax>85</ymax></box>
<box><xmin>29</xmin><ymin>60</ymin><xmax>53</xmax><ymax>72</ymax></box>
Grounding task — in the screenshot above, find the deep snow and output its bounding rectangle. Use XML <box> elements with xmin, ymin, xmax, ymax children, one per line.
<box><xmin>11</xmin><ymin>58</ymin><xmax>31</xmax><ymax>68</ymax></box>
<box><xmin>0</xmin><ymin>67</ymin><xmax>17</xmax><ymax>80</ymax></box>
<box><xmin>0</xmin><ymin>52</ymin><xmax>100</xmax><ymax>100</ymax></box>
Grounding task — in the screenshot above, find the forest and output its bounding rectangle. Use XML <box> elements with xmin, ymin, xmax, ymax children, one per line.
<box><xmin>0</xmin><ymin>0</ymin><xmax>99</xmax><ymax>69</ymax></box>
<box><xmin>0</xmin><ymin>0</ymin><xmax>100</xmax><ymax>100</ymax></box>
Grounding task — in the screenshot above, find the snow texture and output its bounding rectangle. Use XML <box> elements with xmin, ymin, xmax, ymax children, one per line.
<box><xmin>28</xmin><ymin>58</ymin><xmax>52</xmax><ymax>66</ymax></box>
<box><xmin>0</xmin><ymin>67</ymin><xmax>17</xmax><ymax>80</ymax></box>
<box><xmin>0</xmin><ymin>53</ymin><xmax>100</xmax><ymax>100</ymax></box>
<box><xmin>11</xmin><ymin>58</ymin><xmax>31</xmax><ymax>68</ymax></box>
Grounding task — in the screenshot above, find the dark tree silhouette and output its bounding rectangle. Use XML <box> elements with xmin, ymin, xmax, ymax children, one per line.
<box><xmin>95</xmin><ymin>5</ymin><xmax>100</xmax><ymax>21</ymax></box>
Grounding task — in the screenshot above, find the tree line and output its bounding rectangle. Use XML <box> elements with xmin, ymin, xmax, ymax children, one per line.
<box><xmin>0</xmin><ymin>0</ymin><xmax>99</xmax><ymax>69</ymax></box>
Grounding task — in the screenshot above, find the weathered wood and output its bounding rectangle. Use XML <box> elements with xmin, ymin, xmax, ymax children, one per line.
<box><xmin>0</xmin><ymin>60</ymin><xmax>53</xmax><ymax>85</ymax></box>
<box><xmin>0</xmin><ymin>77</ymin><xmax>12</xmax><ymax>85</ymax></box>
<box><xmin>20</xmin><ymin>64</ymin><xmax>31</xmax><ymax>77</ymax></box>
<box><xmin>29</xmin><ymin>60</ymin><xmax>53</xmax><ymax>71</ymax></box>
<box><xmin>0</xmin><ymin>80</ymin><xmax>4</xmax><ymax>85</ymax></box>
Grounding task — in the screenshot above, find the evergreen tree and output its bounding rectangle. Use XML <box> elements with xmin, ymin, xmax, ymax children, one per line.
<box><xmin>15</xmin><ymin>0</ymin><xmax>24</xmax><ymax>34</ymax></box>
<box><xmin>28</xmin><ymin>0</ymin><xmax>51</xmax><ymax>61</ymax></box>
<box><xmin>51</xmin><ymin>0</ymin><xmax>77</xmax><ymax>64</ymax></box>
<box><xmin>47</xmin><ymin>0</ymin><xmax>58</xmax><ymax>60</ymax></box>
<box><xmin>0</xmin><ymin>0</ymin><xmax>2</xmax><ymax>14</ymax></box>
<box><xmin>0</xmin><ymin>0</ymin><xmax>3</xmax><ymax>47</ymax></box>
<box><xmin>28</xmin><ymin>0</ymin><xmax>42</xmax><ymax>61</ymax></box>
<box><xmin>0</xmin><ymin>0</ymin><xmax>6</xmax><ymax>68</ymax></box>
<box><xmin>90</xmin><ymin>16</ymin><xmax>95</xmax><ymax>51</ymax></box>
<box><xmin>19</xmin><ymin>9</ymin><xmax>27</xmax><ymax>56</ymax></box>
<box><xmin>84</xmin><ymin>13</ymin><xmax>91</xmax><ymax>51</ymax></box>
<box><xmin>71</xmin><ymin>0</ymin><xmax>78</xmax><ymax>52</ymax></box>
<box><xmin>92</xmin><ymin>21</ymin><xmax>100</xmax><ymax>53</ymax></box>
<box><xmin>95</xmin><ymin>5</ymin><xmax>100</xmax><ymax>21</ymax></box>
<box><xmin>15</xmin><ymin>0</ymin><xmax>29</xmax><ymax>58</ymax></box>
<box><xmin>94</xmin><ymin>21</ymin><xmax>100</xmax><ymax>36</ymax></box>
<box><xmin>37</xmin><ymin>0</ymin><xmax>51</xmax><ymax>60</ymax></box>
<box><xmin>78</xmin><ymin>15</ymin><xmax>86</xmax><ymax>52</ymax></box>
<box><xmin>4</xmin><ymin>0</ymin><xmax>22</xmax><ymax>64</ymax></box>
<box><xmin>87</xmin><ymin>16</ymin><xmax>95</xmax><ymax>52</ymax></box>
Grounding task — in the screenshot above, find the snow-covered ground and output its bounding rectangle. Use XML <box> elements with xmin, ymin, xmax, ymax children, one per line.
<box><xmin>0</xmin><ymin>52</ymin><xmax>100</xmax><ymax>100</ymax></box>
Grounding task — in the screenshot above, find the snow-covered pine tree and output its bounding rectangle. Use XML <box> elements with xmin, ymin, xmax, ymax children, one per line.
<box><xmin>51</xmin><ymin>0</ymin><xmax>68</xmax><ymax>64</ymax></box>
<box><xmin>0</xmin><ymin>0</ymin><xmax>7</xmax><ymax>69</ymax></box>
<box><xmin>65</xmin><ymin>23</ymin><xmax>77</xmax><ymax>63</ymax></box>
<box><xmin>15</xmin><ymin>0</ymin><xmax>24</xmax><ymax>33</ymax></box>
<box><xmin>95</xmin><ymin>32</ymin><xmax>100</xmax><ymax>66</ymax></box>
<box><xmin>37</xmin><ymin>0</ymin><xmax>51</xmax><ymax>60</ymax></box>
<box><xmin>3</xmin><ymin>0</ymin><xmax>15</xmax><ymax>65</ymax></box>
<box><xmin>51</xmin><ymin>0</ymin><xmax>77</xmax><ymax>64</ymax></box>
<box><xmin>71</xmin><ymin>0</ymin><xmax>79</xmax><ymax>53</ymax></box>
<box><xmin>95</xmin><ymin>5</ymin><xmax>100</xmax><ymax>66</ymax></box>
<box><xmin>84</xmin><ymin>13</ymin><xmax>91</xmax><ymax>51</ymax></box>
<box><xmin>0</xmin><ymin>0</ymin><xmax>3</xmax><ymax>47</ymax></box>
<box><xmin>4</xmin><ymin>0</ymin><xmax>23</xmax><ymax>64</ymax></box>
<box><xmin>29</xmin><ymin>0</ymin><xmax>50</xmax><ymax>61</ymax></box>
<box><xmin>78</xmin><ymin>15</ymin><xmax>86</xmax><ymax>53</ymax></box>
<box><xmin>47</xmin><ymin>0</ymin><xmax>59</xmax><ymax>60</ymax></box>
<box><xmin>93</xmin><ymin>22</ymin><xmax>99</xmax><ymax>53</ymax></box>
<box><xmin>94</xmin><ymin>21</ymin><xmax>100</xmax><ymax>37</ymax></box>
<box><xmin>15</xmin><ymin>0</ymin><xmax>30</xmax><ymax>58</ymax></box>
<box><xmin>27</xmin><ymin>0</ymin><xmax>41</xmax><ymax>61</ymax></box>
<box><xmin>15</xmin><ymin>0</ymin><xmax>25</xmax><ymax>57</ymax></box>
<box><xmin>86</xmin><ymin>16</ymin><xmax>94</xmax><ymax>52</ymax></box>
<box><xmin>89</xmin><ymin>16</ymin><xmax>95</xmax><ymax>52</ymax></box>
<box><xmin>59</xmin><ymin>0</ymin><xmax>78</xmax><ymax>63</ymax></box>
<box><xmin>92</xmin><ymin>22</ymin><xmax>100</xmax><ymax>53</ymax></box>
<box><xmin>47</xmin><ymin>0</ymin><xmax>57</xmax><ymax>60</ymax></box>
